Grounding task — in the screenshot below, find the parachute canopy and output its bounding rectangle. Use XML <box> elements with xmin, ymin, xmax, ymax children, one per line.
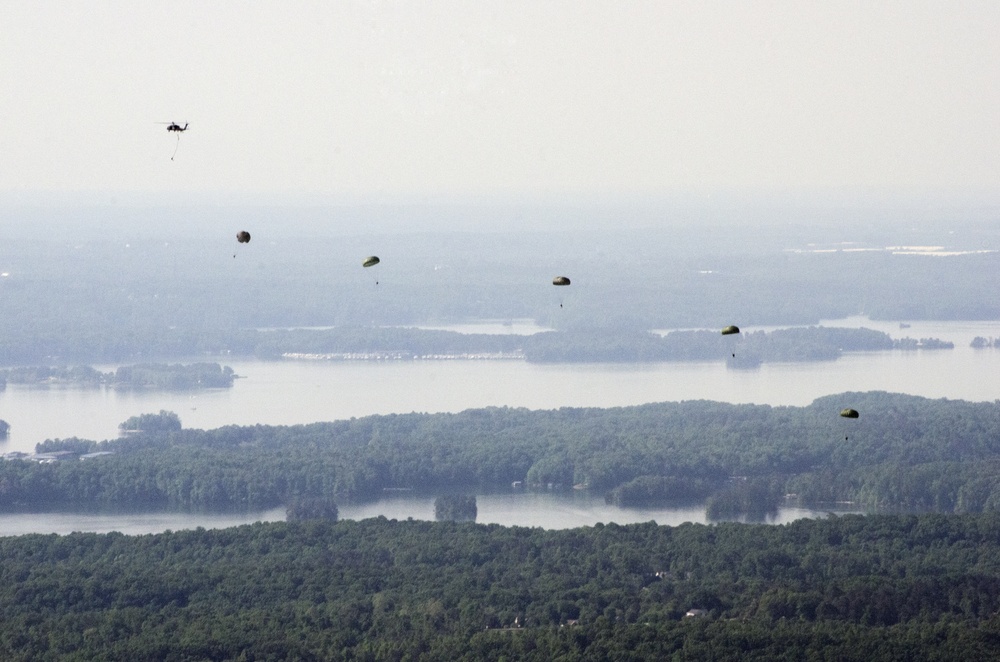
<box><xmin>362</xmin><ymin>256</ymin><xmax>380</xmax><ymax>268</ymax></box>
<box><xmin>721</xmin><ymin>325</ymin><xmax>740</xmax><ymax>335</ymax></box>
<box><xmin>552</xmin><ymin>276</ymin><xmax>571</xmax><ymax>286</ymax></box>
<box><xmin>840</xmin><ymin>408</ymin><xmax>860</xmax><ymax>419</ymax></box>
<box><xmin>236</xmin><ymin>231</ymin><xmax>251</xmax><ymax>244</ymax></box>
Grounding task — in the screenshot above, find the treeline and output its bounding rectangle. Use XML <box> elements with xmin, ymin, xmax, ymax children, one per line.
<box><xmin>118</xmin><ymin>411</ymin><xmax>182</xmax><ymax>434</ymax></box>
<box><xmin>0</xmin><ymin>363</ymin><xmax>235</xmax><ymax>389</ymax></box>
<box><xmin>1</xmin><ymin>514</ymin><xmax>1000</xmax><ymax>659</ymax></box>
<box><xmin>0</xmin><ymin>325</ymin><xmax>913</xmax><ymax>366</ymax></box>
<box><xmin>255</xmin><ymin>325</ymin><xmax>902</xmax><ymax>363</ymax></box>
<box><xmin>522</xmin><ymin>326</ymin><xmax>898</xmax><ymax>363</ymax></box>
<box><xmin>435</xmin><ymin>494</ymin><xmax>477</xmax><ymax>522</ymax></box>
<box><xmin>894</xmin><ymin>337</ymin><xmax>954</xmax><ymax>350</ymax></box>
<box><xmin>12</xmin><ymin>392</ymin><xmax>1000</xmax><ymax>516</ymax></box>
<box><xmin>972</xmin><ymin>336</ymin><xmax>1000</xmax><ymax>348</ymax></box>
<box><xmin>0</xmin><ymin>325</ymin><xmax>918</xmax><ymax>367</ymax></box>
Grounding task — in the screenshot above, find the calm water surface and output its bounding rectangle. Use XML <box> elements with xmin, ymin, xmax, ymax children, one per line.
<box><xmin>3</xmin><ymin>317</ymin><xmax>999</xmax><ymax>454</ymax></box>
<box><xmin>338</xmin><ymin>492</ymin><xmax>842</xmax><ymax>529</ymax></box>
<box><xmin>0</xmin><ymin>495</ymin><xmax>841</xmax><ymax>537</ymax></box>
<box><xmin>0</xmin><ymin>317</ymin><xmax>994</xmax><ymax>534</ymax></box>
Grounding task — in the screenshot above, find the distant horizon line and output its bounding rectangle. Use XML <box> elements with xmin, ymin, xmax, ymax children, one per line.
<box><xmin>2</xmin><ymin>186</ymin><xmax>999</xmax><ymax>209</ymax></box>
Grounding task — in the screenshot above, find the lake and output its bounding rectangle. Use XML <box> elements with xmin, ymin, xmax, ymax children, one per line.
<box><xmin>0</xmin><ymin>495</ymin><xmax>844</xmax><ymax>537</ymax></box>
<box><xmin>0</xmin><ymin>316</ymin><xmax>995</xmax><ymax>534</ymax></box>
<box><xmin>3</xmin><ymin>317</ymin><xmax>999</xmax><ymax>453</ymax></box>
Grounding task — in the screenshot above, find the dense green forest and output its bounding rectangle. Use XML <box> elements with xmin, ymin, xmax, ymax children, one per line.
<box><xmin>0</xmin><ymin>210</ymin><xmax>997</xmax><ymax>364</ymax></box>
<box><xmin>0</xmin><ymin>363</ymin><xmax>235</xmax><ymax>389</ymax></box>
<box><xmin>118</xmin><ymin>411</ymin><xmax>182</xmax><ymax>435</ymax></box>
<box><xmin>0</xmin><ymin>514</ymin><xmax>999</xmax><ymax>660</ymax></box>
<box><xmin>10</xmin><ymin>392</ymin><xmax>1000</xmax><ymax>517</ymax></box>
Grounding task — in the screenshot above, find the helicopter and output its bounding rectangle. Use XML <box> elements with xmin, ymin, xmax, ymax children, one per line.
<box><xmin>156</xmin><ymin>122</ymin><xmax>189</xmax><ymax>160</ymax></box>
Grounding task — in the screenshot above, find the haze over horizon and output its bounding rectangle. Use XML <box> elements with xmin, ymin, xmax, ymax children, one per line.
<box><xmin>3</xmin><ymin>1</ymin><xmax>999</xmax><ymax>209</ymax></box>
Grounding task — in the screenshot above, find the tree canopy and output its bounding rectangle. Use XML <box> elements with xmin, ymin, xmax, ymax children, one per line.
<box><xmin>8</xmin><ymin>392</ymin><xmax>1000</xmax><ymax>518</ymax></box>
<box><xmin>0</xmin><ymin>515</ymin><xmax>997</xmax><ymax>659</ymax></box>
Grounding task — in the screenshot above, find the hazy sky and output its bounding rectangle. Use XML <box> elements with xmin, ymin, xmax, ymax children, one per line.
<box><xmin>3</xmin><ymin>1</ymin><xmax>999</xmax><ymax>199</ymax></box>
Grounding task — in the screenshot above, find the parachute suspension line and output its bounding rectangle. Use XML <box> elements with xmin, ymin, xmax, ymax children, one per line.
<box><xmin>171</xmin><ymin>135</ymin><xmax>181</xmax><ymax>161</ymax></box>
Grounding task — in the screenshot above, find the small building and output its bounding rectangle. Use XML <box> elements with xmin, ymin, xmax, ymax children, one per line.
<box><xmin>30</xmin><ymin>451</ymin><xmax>79</xmax><ymax>463</ymax></box>
<box><xmin>80</xmin><ymin>452</ymin><xmax>115</xmax><ymax>461</ymax></box>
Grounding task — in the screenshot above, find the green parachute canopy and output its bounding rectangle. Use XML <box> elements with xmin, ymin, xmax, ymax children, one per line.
<box><xmin>236</xmin><ymin>231</ymin><xmax>251</xmax><ymax>244</ymax></box>
<box><xmin>721</xmin><ymin>325</ymin><xmax>740</xmax><ymax>335</ymax></box>
<box><xmin>840</xmin><ymin>408</ymin><xmax>860</xmax><ymax>419</ymax></box>
<box><xmin>552</xmin><ymin>276</ymin><xmax>571</xmax><ymax>286</ymax></box>
<box><xmin>362</xmin><ymin>256</ymin><xmax>380</xmax><ymax>268</ymax></box>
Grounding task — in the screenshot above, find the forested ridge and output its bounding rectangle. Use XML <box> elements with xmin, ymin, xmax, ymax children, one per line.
<box><xmin>12</xmin><ymin>391</ymin><xmax>1000</xmax><ymax>516</ymax></box>
<box><xmin>1</xmin><ymin>515</ymin><xmax>1000</xmax><ymax>660</ymax></box>
<box><xmin>250</xmin><ymin>325</ymin><xmax>941</xmax><ymax>363</ymax></box>
<box><xmin>0</xmin><ymin>219</ymin><xmax>997</xmax><ymax>365</ymax></box>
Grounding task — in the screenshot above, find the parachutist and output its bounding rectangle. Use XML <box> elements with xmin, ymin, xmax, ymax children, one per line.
<box><xmin>723</xmin><ymin>326</ymin><xmax>740</xmax><ymax>359</ymax></box>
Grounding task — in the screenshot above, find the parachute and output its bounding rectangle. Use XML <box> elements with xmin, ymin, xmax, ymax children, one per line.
<box><xmin>721</xmin><ymin>325</ymin><xmax>741</xmax><ymax>357</ymax></box>
<box><xmin>839</xmin><ymin>407</ymin><xmax>860</xmax><ymax>440</ymax></box>
<box><xmin>362</xmin><ymin>256</ymin><xmax>381</xmax><ymax>284</ymax></box>
<box><xmin>551</xmin><ymin>276</ymin><xmax>571</xmax><ymax>308</ymax></box>
<box><xmin>232</xmin><ymin>231</ymin><xmax>251</xmax><ymax>258</ymax></box>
